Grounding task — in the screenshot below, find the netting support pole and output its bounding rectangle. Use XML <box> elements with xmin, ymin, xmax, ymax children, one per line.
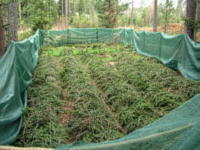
<box><xmin>159</xmin><ymin>33</ymin><xmax>162</xmax><ymax>59</ymax></box>
<box><xmin>67</xmin><ymin>29</ymin><xmax>70</xmax><ymax>44</ymax></box>
<box><xmin>96</xmin><ymin>28</ymin><xmax>99</xmax><ymax>43</ymax></box>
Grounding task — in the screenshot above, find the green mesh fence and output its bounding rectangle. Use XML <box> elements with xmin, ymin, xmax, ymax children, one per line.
<box><xmin>0</xmin><ymin>28</ymin><xmax>200</xmax><ymax>150</ymax></box>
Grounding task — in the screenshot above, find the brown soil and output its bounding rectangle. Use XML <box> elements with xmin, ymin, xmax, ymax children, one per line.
<box><xmin>60</xmin><ymin>101</ymin><xmax>73</xmax><ymax>124</ymax></box>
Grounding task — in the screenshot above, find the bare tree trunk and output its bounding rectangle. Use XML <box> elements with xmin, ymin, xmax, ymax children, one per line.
<box><xmin>0</xmin><ymin>4</ymin><xmax>5</xmax><ymax>56</ymax></box>
<box><xmin>186</xmin><ymin>0</ymin><xmax>196</xmax><ymax>40</ymax></box>
<box><xmin>108</xmin><ymin>0</ymin><xmax>116</xmax><ymax>28</ymax></box>
<box><xmin>153</xmin><ymin>0</ymin><xmax>158</xmax><ymax>32</ymax></box>
<box><xmin>71</xmin><ymin>0</ymin><xmax>75</xmax><ymax>15</ymax></box>
<box><xmin>164</xmin><ymin>0</ymin><xmax>169</xmax><ymax>33</ymax></box>
<box><xmin>129</xmin><ymin>0</ymin><xmax>135</xmax><ymax>26</ymax></box>
<box><xmin>68</xmin><ymin>0</ymin><xmax>70</xmax><ymax>18</ymax></box>
<box><xmin>89</xmin><ymin>1</ymin><xmax>96</xmax><ymax>26</ymax></box>
<box><xmin>18</xmin><ymin>2</ymin><xmax>21</xmax><ymax>22</ymax></box>
<box><xmin>108</xmin><ymin>0</ymin><xmax>112</xmax><ymax>27</ymax></box>
<box><xmin>48</xmin><ymin>0</ymin><xmax>51</xmax><ymax>24</ymax></box>
<box><xmin>62</xmin><ymin>0</ymin><xmax>64</xmax><ymax>16</ymax></box>
<box><xmin>196</xmin><ymin>3</ymin><xmax>200</xmax><ymax>21</ymax></box>
<box><xmin>64</xmin><ymin>0</ymin><xmax>68</xmax><ymax>28</ymax></box>
<box><xmin>195</xmin><ymin>2</ymin><xmax>200</xmax><ymax>40</ymax></box>
<box><xmin>8</xmin><ymin>1</ymin><xmax>18</xmax><ymax>41</ymax></box>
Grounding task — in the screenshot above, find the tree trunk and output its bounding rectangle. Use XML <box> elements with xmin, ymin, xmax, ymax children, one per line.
<box><xmin>67</xmin><ymin>0</ymin><xmax>70</xmax><ymax>18</ymax></box>
<box><xmin>64</xmin><ymin>0</ymin><xmax>68</xmax><ymax>28</ymax></box>
<box><xmin>62</xmin><ymin>0</ymin><xmax>64</xmax><ymax>16</ymax></box>
<box><xmin>130</xmin><ymin>0</ymin><xmax>134</xmax><ymax>26</ymax></box>
<box><xmin>108</xmin><ymin>0</ymin><xmax>112</xmax><ymax>27</ymax></box>
<box><xmin>89</xmin><ymin>1</ymin><xmax>96</xmax><ymax>26</ymax></box>
<box><xmin>186</xmin><ymin>0</ymin><xmax>196</xmax><ymax>40</ymax></box>
<box><xmin>108</xmin><ymin>0</ymin><xmax>116</xmax><ymax>28</ymax></box>
<box><xmin>71</xmin><ymin>0</ymin><xmax>75</xmax><ymax>16</ymax></box>
<box><xmin>8</xmin><ymin>1</ymin><xmax>18</xmax><ymax>41</ymax></box>
<box><xmin>195</xmin><ymin>2</ymin><xmax>200</xmax><ymax>40</ymax></box>
<box><xmin>0</xmin><ymin>4</ymin><xmax>5</xmax><ymax>56</ymax></box>
<box><xmin>153</xmin><ymin>0</ymin><xmax>158</xmax><ymax>32</ymax></box>
<box><xmin>19</xmin><ymin>2</ymin><xmax>21</xmax><ymax>21</ymax></box>
<box><xmin>196</xmin><ymin>2</ymin><xmax>200</xmax><ymax>21</ymax></box>
<box><xmin>164</xmin><ymin>0</ymin><xmax>169</xmax><ymax>33</ymax></box>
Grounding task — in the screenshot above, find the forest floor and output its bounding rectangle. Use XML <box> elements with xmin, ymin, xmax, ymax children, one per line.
<box><xmin>14</xmin><ymin>43</ymin><xmax>200</xmax><ymax>148</ymax></box>
<box><xmin>127</xmin><ymin>24</ymin><xmax>200</xmax><ymax>42</ymax></box>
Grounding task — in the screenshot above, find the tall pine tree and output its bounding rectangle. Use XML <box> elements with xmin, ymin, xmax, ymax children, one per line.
<box><xmin>8</xmin><ymin>0</ymin><xmax>18</xmax><ymax>41</ymax></box>
<box><xmin>153</xmin><ymin>0</ymin><xmax>158</xmax><ymax>32</ymax></box>
<box><xmin>0</xmin><ymin>4</ymin><xmax>5</xmax><ymax>56</ymax></box>
<box><xmin>96</xmin><ymin>0</ymin><xmax>127</xmax><ymax>28</ymax></box>
<box><xmin>186</xmin><ymin>0</ymin><xmax>197</xmax><ymax>39</ymax></box>
<box><xmin>78</xmin><ymin>0</ymin><xmax>84</xmax><ymax>15</ymax></box>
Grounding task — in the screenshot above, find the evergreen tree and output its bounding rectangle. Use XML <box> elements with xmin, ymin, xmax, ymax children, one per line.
<box><xmin>162</xmin><ymin>0</ymin><xmax>175</xmax><ymax>32</ymax></box>
<box><xmin>21</xmin><ymin>0</ymin><xmax>59</xmax><ymax>31</ymax></box>
<box><xmin>176</xmin><ymin>0</ymin><xmax>184</xmax><ymax>22</ymax></box>
<box><xmin>95</xmin><ymin>0</ymin><xmax>128</xmax><ymax>28</ymax></box>
<box><xmin>78</xmin><ymin>0</ymin><xmax>84</xmax><ymax>15</ymax></box>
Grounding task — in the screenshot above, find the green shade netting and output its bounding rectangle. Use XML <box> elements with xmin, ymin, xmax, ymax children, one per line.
<box><xmin>0</xmin><ymin>29</ymin><xmax>200</xmax><ymax>150</ymax></box>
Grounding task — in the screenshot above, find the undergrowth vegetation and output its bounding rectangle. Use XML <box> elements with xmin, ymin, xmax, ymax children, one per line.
<box><xmin>14</xmin><ymin>43</ymin><xmax>200</xmax><ymax>147</ymax></box>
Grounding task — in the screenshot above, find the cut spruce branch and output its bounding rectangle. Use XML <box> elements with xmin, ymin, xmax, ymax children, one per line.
<box><xmin>14</xmin><ymin>43</ymin><xmax>200</xmax><ymax>147</ymax></box>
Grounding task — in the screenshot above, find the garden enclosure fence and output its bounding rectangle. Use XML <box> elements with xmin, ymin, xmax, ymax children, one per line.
<box><xmin>0</xmin><ymin>28</ymin><xmax>200</xmax><ymax>150</ymax></box>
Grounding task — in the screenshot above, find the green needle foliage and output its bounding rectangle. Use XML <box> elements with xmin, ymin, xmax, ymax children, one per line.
<box><xmin>14</xmin><ymin>56</ymin><xmax>68</xmax><ymax>147</ymax></box>
<box><xmin>14</xmin><ymin>43</ymin><xmax>200</xmax><ymax>147</ymax></box>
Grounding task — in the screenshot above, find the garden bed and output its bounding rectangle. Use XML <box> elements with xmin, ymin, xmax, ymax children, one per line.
<box><xmin>14</xmin><ymin>43</ymin><xmax>200</xmax><ymax>148</ymax></box>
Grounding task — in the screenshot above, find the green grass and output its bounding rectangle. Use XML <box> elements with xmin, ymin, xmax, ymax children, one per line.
<box><xmin>14</xmin><ymin>43</ymin><xmax>200</xmax><ymax>148</ymax></box>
